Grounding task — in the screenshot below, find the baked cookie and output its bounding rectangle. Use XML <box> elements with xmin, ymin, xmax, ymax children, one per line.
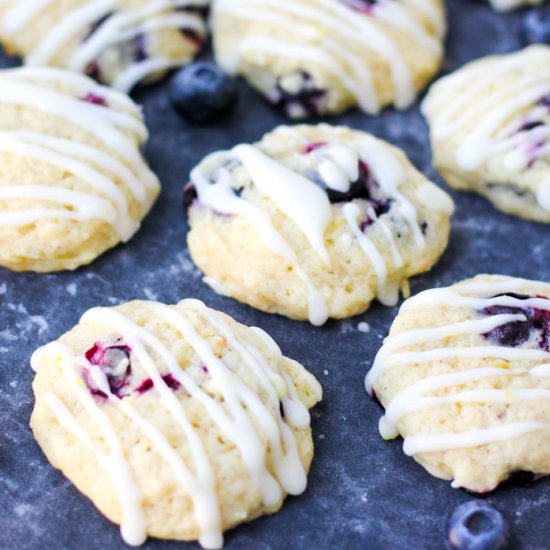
<box><xmin>423</xmin><ymin>45</ymin><xmax>550</xmax><ymax>223</ymax></box>
<box><xmin>211</xmin><ymin>0</ymin><xmax>446</xmax><ymax>118</ymax></box>
<box><xmin>185</xmin><ymin>124</ymin><xmax>454</xmax><ymax>325</ymax></box>
<box><xmin>366</xmin><ymin>274</ymin><xmax>550</xmax><ymax>492</ymax></box>
<box><xmin>0</xmin><ymin>66</ymin><xmax>160</xmax><ymax>272</ymax></box>
<box><xmin>0</xmin><ymin>0</ymin><xmax>208</xmax><ymax>92</ymax></box>
<box><xmin>30</xmin><ymin>298</ymin><xmax>322</xmax><ymax>548</ymax></box>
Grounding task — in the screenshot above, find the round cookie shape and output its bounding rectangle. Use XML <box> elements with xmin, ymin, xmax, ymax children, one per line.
<box><xmin>211</xmin><ymin>0</ymin><xmax>446</xmax><ymax>118</ymax></box>
<box><xmin>185</xmin><ymin>124</ymin><xmax>454</xmax><ymax>325</ymax></box>
<box><xmin>422</xmin><ymin>45</ymin><xmax>550</xmax><ymax>224</ymax></box>
<box><xmin>0</xmin><ymin>66</ymin><xmax>160</xmax><ymax>272</ymax></box>
<box><xmin>30</xmin><ymin>298</ymin><xmax>322</xmax><ymax>548</ymax></box>
<box><xmin>366</xmin><ymin>274</ymin><xmax>550</xmax><ymax>492</ymax></box>
<box><xmin>0</xmin><ymin>0</ymin><xmax>209</xmax><ymax>92</ymax></box>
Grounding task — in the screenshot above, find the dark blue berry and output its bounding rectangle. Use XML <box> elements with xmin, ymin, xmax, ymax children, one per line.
<box><xmin>446</xmin><ymin>501</ymin><xmax>510</xmax><ymax>550</ymax></box>
<box><xmin>308</xmin><ymin>157</ymin><xmax>392</xmax><ymax>218</ymax></box>
<box><xmin>341</xmin><ymin>0</ymin><xmax>378</xmax><ymax>12</ymax></box>
<box><xmin>169</xmin><ymin>62</ymin><xmax>238</xmax><ymax>124</ymax></box>
<box><xmin>481</xmin><ymin>293</ymin><xmax>550</xmax><ymax>350</ymax></box>
<box><xmin>523</xmin><ymin>7</ymin><xmax>550</xmax><ymax>44</ymax></box>
<box><xmin>272</xmin><ymin>71</ymin><xmax>325</xmax><ymax>119</ymax></box>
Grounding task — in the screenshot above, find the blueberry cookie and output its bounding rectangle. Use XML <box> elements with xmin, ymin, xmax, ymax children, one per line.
<box><xmin>367</xmin><ymin>274</ymin><xmax>550</xmax><ymax>492</ymax></box>
<box><xmin>185</xmin><ymin>124</ymin><xmax>454</xmax><ymax>325</ymax></box>
<box><xmin>0</xmin><ymin>66</ymin><xmax>160</xmax><ymax>272</ymax></box>
<box><xmin>30</xmin><ymin>298</ymin><xmax>322</xmax><ymax>548</ymax></box>
<box><xmin>0</xmin><ymin>0</ymin><xmax>208</xmax><ymax>92</ymax></box>
<box><xmin>423</xmin><ymin>45</ymin><xmax>550</xmax><ymax>223</ymax></box>
<box><xmin>211</xmin><ymin>0</ymin><xmax>446</xmax><ymax>118</ymax></box>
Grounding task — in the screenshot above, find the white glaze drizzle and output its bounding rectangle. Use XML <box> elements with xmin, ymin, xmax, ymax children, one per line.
<box><xmin>366</xmin><ymin>276</ymin><xmax>550</xmax><ymax>465</ymax></box>
<box><xmin>32</xmin><ymin>299</ymin><xmax>319</xmax><ymax>548</ymax></box>
<box><xmin>214</xmin><ymin>0</ymin><xmax>444</xmax><ymax>113</ymax></box>
<box><xmin>0</xmin><ymin>68</ymin><xmax>159</xmax><ymax>237</ymax></box>
<box><xmin>0</xmin><ymin>0</ymin><xmax>208</xmax><ymax>92</ymax></box>
<box><xmin>191</xmin><ymin>128</ymin><xmax>450</xmax><ymax>323</ymax></box>
<box><xmin>422</xmin><ymin>46</ymin><xmax>550</xmax><ymax>211</ymax></box>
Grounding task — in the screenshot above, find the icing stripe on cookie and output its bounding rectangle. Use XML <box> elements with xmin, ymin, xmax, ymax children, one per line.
<box><xmin>214</xmin><ymin>0</ymin><xmax>444</xmax><ymax>113</ymax></box>
<box><xmin>32</xmin><ymin>300</ymin><xmax>319</xmax><ymax>548</ymax></box>
<box><xmin>366</xmin><ymin>276</ymin><xmax>550</xmax><ymax>470</ymax></box>
<box><xmin>0</xmin><ymin>68</ymin><xmax>159</xmax><ymax>237</ymax></box>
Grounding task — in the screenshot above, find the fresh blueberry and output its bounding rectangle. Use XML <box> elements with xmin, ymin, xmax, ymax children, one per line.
<box><xmin>481</xmin><ymin>293</ymin><xmax>550</xmax><ymax>350</ymax></box>
<box><xmin>523</xmin><ymin>7</ymin><xmax>550</xmax><ymax>44</ymax></box>
<box><xmin>169</xmin><ymin>62</ymin><xmax>238</xmax><ymax>124</ymax></box>
<box><xmin>446</xmin><ymin>501</ymin><xmax>510</xmax><ymax>550</ymax></box>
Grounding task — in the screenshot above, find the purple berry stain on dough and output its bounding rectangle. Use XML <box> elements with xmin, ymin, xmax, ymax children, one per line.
<box><xmin>135</xmin><ymin>374</ymin><xmax>182</xmax><ymax>394</ymax></box>
<box><xmin>341</xmin><ymin>0</ymin><xmax>378</xmax><ymax>13</ymax></box>
<box><xmin>181</xmin><ymin>28</ymin><xmax>204</xmax><ymax>48</ymax></box>
<box><xmin>84</xmin><ymin>341</ymin><xmax>132</xmax><ymax>398</ymax></box>
<box><xmin>481</xmin><ymin>293</ymin><xmax>550</xmax><ymax>350</ymax></box>
<box><xmin>271</xmin><ymin>71</ymin><xmax>326</xmax><ymax>119</ymax></box>
<box><xmin>82</xmin><ymin>93</ymin><xmax>108</xmax><ymax>107</ymax></box>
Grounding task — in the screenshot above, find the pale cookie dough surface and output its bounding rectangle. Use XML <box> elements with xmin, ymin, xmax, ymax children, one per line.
<box><xmin>367</xmin><ymin>274</ymin><xmax>550</xmax><ymax>493</ymax></box>
<box><xmin>423</xmin><ymin>45</ymin><xmax>550</xmax><ymax>224</ymax></box>
<box><xmin>0</xmin><ymin>0</ymin><xmax>208</xmax><ymax>92</ymax></box>
<box><xmin>186</xmin><ymin>124</ymin><xmax>454</xmax><ymax>325</ymax></box>
<box><xmin>0</xmin><ymin>66</ymin><xmax>160</xmax><ymax>272</ymax></box>
<box><xmin>30</xmin><ymin>298</ymin><xmax>322</xmax><ymax>548</ymax></box>
<box><xmin>212</xmin><ymin>0</ymin><xmax>446</xmax><ymax>118</ymax></box>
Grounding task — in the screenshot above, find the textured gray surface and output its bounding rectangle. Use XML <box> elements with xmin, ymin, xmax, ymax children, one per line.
<box><xmin>1</xmin><ymin>2</ymin><xmax>549</xmax><ymax>549</ymax></box>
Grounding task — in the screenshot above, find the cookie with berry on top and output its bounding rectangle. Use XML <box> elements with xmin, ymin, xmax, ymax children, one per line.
<box><xmin>211</xmin><ymin>0</ymin><xmax>446</xmax><ymax>118</ymax></box>
<box><xmin>367</xmin><ymin>274</ymin><xmax>550</xmax><ymax>492</ymax></box>
<box><xmin>30</xmin><ymin>298</ymin><xmax>322</xmax><ymax>547</ymax></box>
<box><xmin>185</xmin><ymin>124</ymin><xmax>454</xmax><ymax>325</ymax></box>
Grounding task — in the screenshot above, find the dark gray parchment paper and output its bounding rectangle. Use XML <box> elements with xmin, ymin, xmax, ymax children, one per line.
<box><xmin>1</xmin><ymin>3</ymin><xmax>549</xmax><ymax>549</ymax></box>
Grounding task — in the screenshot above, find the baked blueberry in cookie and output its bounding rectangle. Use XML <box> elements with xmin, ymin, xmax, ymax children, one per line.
<box><xmin>0</xmin><ymin>66</ymin><xmax>160</xmax><ymax>272</ymax></box>
<box><xmin>211</xmin><ymin>0</ymin><xmax>446</xmax><ymax>118</ymax></box>
<box><xmin>367</xmin><ymin>275</ymin><xmax>550</xmax><ymax>492</ymax></box>
<box><xmin>31</xmin><ymin>298</ymin><xmax>322</xmax><ymax>548</ymax></box>
<box><xmin>423</xmin><ymin>46</ymin><xmax>550</xmax><ymax>224</ymax></box>
<box><xmin>0</xmin><ymin>0</ymin><xmax>209</xmax><ymax>91</ymax></box>
<box><xmin>185</xmin><ymin>124</ymin><xmax>454</xmax><ymax>325</ymax></box>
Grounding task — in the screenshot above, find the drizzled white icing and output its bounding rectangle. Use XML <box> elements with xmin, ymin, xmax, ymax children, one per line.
<box><xmin>0</xmin><ymin>0</ymin><xmax>208</xmax><ymax>92</ymax></box>
<box><xmin>0</xmin><ymin>68</ymin><xmax>159</xmax><ymax>240</ymax></box>
<box><xmin>191</xmin><ymin>126</ymin><xmax>452</xmax><ymax>322</ymax></box>
<box><xmin>366</xmin><ymin>276</ymin><xmax>550</xmax><ymax>481</ymax></box>
<box><xmin>422</xmin><ymin>46</ymin><xmax>550</xmax><ymax>212</ymax></box>
<box><xmin>31</xmin><ymin>299</ymin><xmax>321</xmax><ymax>548</ymax></box>
<box><xmin>213</xmin><ymin>0</ymin><xmax>445</xmax><ymax>113</ymax></box>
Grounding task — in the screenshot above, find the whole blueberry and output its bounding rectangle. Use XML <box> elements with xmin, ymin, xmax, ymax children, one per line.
<box><xmin>446</xmin><ymin>501</ymin><xmax>510</xmax><ymax>550</ymax></box>
<box><xmin>169</xmin><ymin>62</ymin><xmax>238</xmax><ymax>124</ymax></box>
<box><xmin>523</xmin><ymin>7</ymin><xmax>550</xmax><ymax>44</ymax></box>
